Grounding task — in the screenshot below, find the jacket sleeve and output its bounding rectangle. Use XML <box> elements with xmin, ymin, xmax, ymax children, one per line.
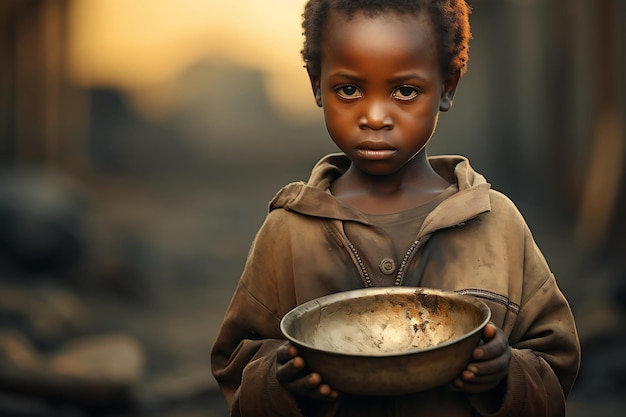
<box><xmin>210</xmin><ymin>210</ymin><xmax>308</xmax><ymax>417</ymax></box>
<box><xmin>211</xmin><ymin>287</ymin><xmax>305</xmax><ymax>417</ymax></box>
<box><xmin>471</xmin><ymin>222</ymin><xmax>581</xmax><ymax>417</ymax></box>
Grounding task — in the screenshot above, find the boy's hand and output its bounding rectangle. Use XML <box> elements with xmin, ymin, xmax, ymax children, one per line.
<box><xmin>453</xmin><ymin>322</ymin><xmax>511</xmax><ymax>393</ymax></box>
<box><xmin>276</xmin><ymin>343</ymin><xmax>339</xmax><ymax>400</ymax></box>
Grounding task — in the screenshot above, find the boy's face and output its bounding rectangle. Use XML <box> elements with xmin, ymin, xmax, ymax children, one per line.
<box><xmin>309</xmin><ymin>10</ymin><xmax>458</xmax><ymax>176</ymax></box>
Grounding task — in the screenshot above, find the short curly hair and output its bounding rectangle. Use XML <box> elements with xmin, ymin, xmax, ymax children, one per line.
<box><xmin>301</xmin><ymin>0</ymin><xmax>472</xmax><ymax>79</ymax></box>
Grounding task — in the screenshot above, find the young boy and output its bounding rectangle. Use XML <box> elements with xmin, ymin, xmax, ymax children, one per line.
<box><xmin>211</xmin><ymin>1</ymin><xmax>580</xmax><ymax>416</ymax></box>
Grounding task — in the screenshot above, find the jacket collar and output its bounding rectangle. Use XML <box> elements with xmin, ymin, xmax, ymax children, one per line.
<box><xmin>270</xmin><ymin>153</ymin><xmax>492</xmax><ymax>234</ymax></box>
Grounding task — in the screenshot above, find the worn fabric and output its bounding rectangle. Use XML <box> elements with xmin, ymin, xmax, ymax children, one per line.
<box><xmin>211</xmin><ymin>153</ymin><xmax>580</xmax><ymax>417</ymax></box>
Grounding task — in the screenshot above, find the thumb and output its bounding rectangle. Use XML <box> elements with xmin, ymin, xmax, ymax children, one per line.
<box><xmin>482</xmin><ymin>322</ymin><xmax>497</xmax><ymax>340</ymax></box>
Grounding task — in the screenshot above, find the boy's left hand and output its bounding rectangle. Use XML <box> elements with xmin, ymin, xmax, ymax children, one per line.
<box><xmin>453</xmin><ymin>322</ymin><xmax>511</xmax><ymax>393</ymax></box>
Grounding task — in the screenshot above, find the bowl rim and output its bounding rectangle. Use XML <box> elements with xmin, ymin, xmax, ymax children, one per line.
<box><xmin>280</xmin><ymin>287</ymin><xmax>492</xmax><ymax>358</ymax></box>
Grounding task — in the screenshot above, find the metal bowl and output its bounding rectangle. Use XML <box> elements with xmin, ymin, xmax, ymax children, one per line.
<box><xmin>280</xmin><ymin>287</ymin><xmax>491</xmax><ymax>395</ymax></box>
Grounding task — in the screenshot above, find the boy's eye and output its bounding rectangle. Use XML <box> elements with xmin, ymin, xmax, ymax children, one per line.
<box><xmin>393</xmin><ymin>86</ymin><xmax>419</xmax><ymax>101</ymax></box>
<box><xmin>335</xmin><ymin>85</ymin><xmax>362</xmax><ymax>99</ymax></box>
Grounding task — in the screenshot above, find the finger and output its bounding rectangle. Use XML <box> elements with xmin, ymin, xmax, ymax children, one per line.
<box><xmin>317</xmin><ymin>382</ymin><xmax>340</xmax><ymax>398</ymax></box>
<box><xmin>455</xmin><ymin>371</ymin><xmax>507</xmax><ymax>393</ymax></box>
<box><xmin>281</xmin><ymin>372</ymin><xmax>337</xmax><ymax>399</ymax></box>
<box><xmin>461</xmin><ymin>362</ymin><xmax>507</xmax><ymax>381</ymax></box>
<box><xmin>288</xmin><ymin>372</ymin><xmax>340</xmax><ymax>399</ymax></box>
<box><xmin>465</xmin><ymin>371</ymin><xmax>507</xmax><ymax>385</ymax></box>
<box><xmin>474</xmin><ymin>334</ymin><xmax>509</xmax><ymax>361</ymax></box>
<box><xmin>280</xmin><ymin>372</ymin><xmax>320</xmax><ymax>395</ymax></box>
<box><xmin>473</xmin><ymin>344</ymin><xmax>510</xmax><ymax>365</ymax></box>
<box><xmin>456</xmin><ymin>379</ymin><xmax>501</xmax><ymax>394</ymax></box>
<box><xmin>277</xmin><ymin>344</ymin><xmax>299</xmax><ymax>363</ymax></box>
<box><xmin>276</xmin><ymin>355</ymin><xmax>306</xmax><ymax>384</ymax></box>
<box><xmin>460</xmin><ymin>373</ymin><xmax>507</xmax><ymax>393</ymax></box>
<box><xmin>482</xmin><ymin>322</ymin><xmax>498</xmax><ymax>340</ymax></box>
<box><xmin>469</xmin><ymin>354</ymin><xmax>510</xmax><ymax>377</ymax></box>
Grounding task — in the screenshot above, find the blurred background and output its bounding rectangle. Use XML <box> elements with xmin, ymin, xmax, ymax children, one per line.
<box><xmin>0</xmin><ymin>0</ymin><xmax>624</xmax><ymax>416</ymax></box>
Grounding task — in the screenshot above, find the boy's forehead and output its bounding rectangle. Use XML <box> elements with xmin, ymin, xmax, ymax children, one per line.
<box><xmin>322</xmin><ymin>8</ymin><xmax>434</xmax><ymax>44</ymax></box>
<box><xmin>318</xmin><ymin>9</ymin><xmax>441</xmax><ymax>78</ymax></box>
<box><xmin>321</xmin><ymin>9</ymin><xmax>435</xmax><ymax>53</ymax></box>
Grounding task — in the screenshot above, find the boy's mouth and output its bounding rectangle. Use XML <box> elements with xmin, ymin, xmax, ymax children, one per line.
<box><xmin>356</xmin><ymin>149</ymin><xmax>397</xmax><ymax>160</ymax></box>
<box><xmin>356</xmin><ymin>140</ymin><xmax>396</xmax><ymax>159</ymax></box>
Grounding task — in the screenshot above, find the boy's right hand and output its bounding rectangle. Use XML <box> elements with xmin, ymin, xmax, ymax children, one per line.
<box><xmin>276</xmin><ymin>343</ymin><xmax>339</xmax><ymax>400</ymax></box>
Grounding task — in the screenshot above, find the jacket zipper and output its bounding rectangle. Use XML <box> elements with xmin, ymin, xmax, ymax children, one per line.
<box><xmin>395</xmin><ymin>238</ymin><xmax>422</xmax><ymax>285</ymax></box>
<box><xmin>345</xmin><ymin>240</ymin><xmax>374</xmax><ymax>287</ymax></box>
<box><xmin>345</xmin><ymin>237</ymin><xmax>423</xmax><ymax>287</ymax></box>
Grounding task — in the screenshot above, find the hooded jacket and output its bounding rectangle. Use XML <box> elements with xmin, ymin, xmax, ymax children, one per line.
<box><xmin>211</xmin><ymin>153</ymin><xmax>580</xmax><ymax>417</ymax></box>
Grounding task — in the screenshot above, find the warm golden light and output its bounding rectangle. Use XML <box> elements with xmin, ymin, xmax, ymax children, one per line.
<box><xmin>66</xmin><ymin>0</ymin><xmax>318</xmax><ymax>122</ymax></box>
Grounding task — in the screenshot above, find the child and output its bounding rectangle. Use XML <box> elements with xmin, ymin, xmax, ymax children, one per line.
<box><xmin>211</xmin><ymin>0</ymin><xmax>580</xmax><ymax>416</ymax></box>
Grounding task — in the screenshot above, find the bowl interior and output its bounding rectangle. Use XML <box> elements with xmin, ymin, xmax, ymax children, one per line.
<box><xmin>281</xmin><ymin>288</ymin><xmax>490</xmax><ymax>356</ymax></box>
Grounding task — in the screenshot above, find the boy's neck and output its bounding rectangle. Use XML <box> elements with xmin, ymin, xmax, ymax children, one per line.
<box><xmin>330</xmin><ymin>152</ymin><xmax>451</xmax><ymax>215</ymax></box>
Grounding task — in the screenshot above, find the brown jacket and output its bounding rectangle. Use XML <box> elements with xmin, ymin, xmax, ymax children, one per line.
<box><xmin>211</xmin><ymin>154</ymin><xmax>580</xmax><ymax>417</ymax></box>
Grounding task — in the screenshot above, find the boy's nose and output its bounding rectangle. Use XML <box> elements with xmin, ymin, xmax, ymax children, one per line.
<box><xmin>358</xmin><ymin>101</ymin><xmax>393</xmax><ymax>130</ymax></box>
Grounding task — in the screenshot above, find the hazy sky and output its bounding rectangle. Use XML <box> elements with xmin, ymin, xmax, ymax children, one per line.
<box><xmin>66</xmin><ymin>0</ymin><xmax>317</xmax><ymax>122</ymax></box>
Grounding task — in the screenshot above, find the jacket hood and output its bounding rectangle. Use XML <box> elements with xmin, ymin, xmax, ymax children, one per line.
<box><xmin>270</xmin><ymin>153</ymin><xmax>492</xmax><ymax>235</ymax></box>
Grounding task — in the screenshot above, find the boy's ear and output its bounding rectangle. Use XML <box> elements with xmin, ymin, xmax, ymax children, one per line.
<box><xmin>307</xmin><ymin>66</ymin><xmax>323</xmax><ymax>107</ymax></box>
<box><xmin>440</xmin><ymin>70</ymin><xmax>461</xmax><ymax>112</ymax></box>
